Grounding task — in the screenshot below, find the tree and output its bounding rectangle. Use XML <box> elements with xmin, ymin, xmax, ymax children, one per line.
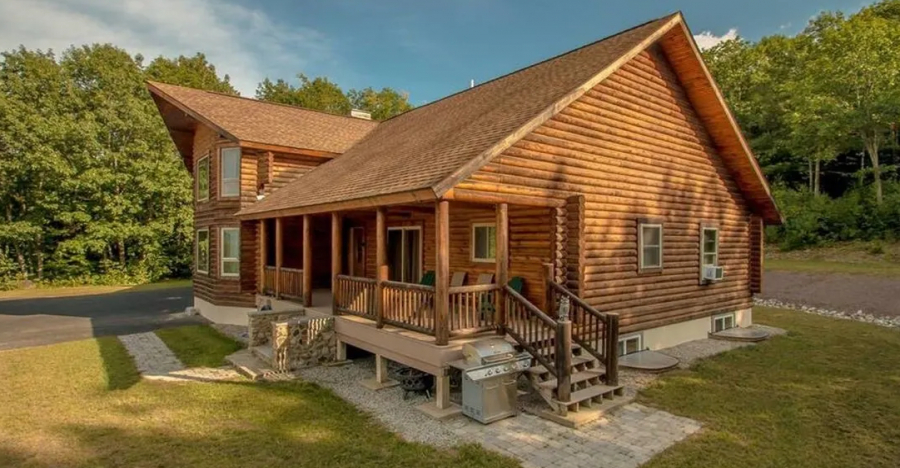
<box><xmin>256</xmin><ymin>74</ymin><xmax>350</xmax><ymax>115</ymax></box>
<box><xmin>145</xmin><ymin>53</ymin><xmax>236</xmax><ymax>94</ymax></box>
<box><xmin>346</xmin><ymin>86</ymin><xmax>413</xmax><ymax>120</ymax></box>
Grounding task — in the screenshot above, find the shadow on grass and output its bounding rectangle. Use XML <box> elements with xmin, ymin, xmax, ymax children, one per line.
<box><xmin>97</xmin><ymin>336</ymin><xmax>141</xmax><ymax>391</ymax></box>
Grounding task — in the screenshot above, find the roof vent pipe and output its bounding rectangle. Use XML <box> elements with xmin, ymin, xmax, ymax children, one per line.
<box><xmin>350</xmin><ymin>109</ymin><xmax>372</xmax><ymax>120</ymax></box>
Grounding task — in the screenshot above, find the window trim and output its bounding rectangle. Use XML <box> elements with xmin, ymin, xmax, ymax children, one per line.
<box><xmin>700</xmin><ymin>224</ymin><xmax>720</xmax><ymax>284</ymax></box>
<box><xmin>196</xmin><ymin>228</ymin><xmax>209</xmax><ymax>274</ymax></box>
<box><xmin>471</xmin><ymin>222</ymin><xmax>497</xmax><ymax>263</ymax></box>
<box><xmin>220</xmin><ymin>227</ymin><xmax>240</xmax><ymax>278</ymax></box>
<box><xmin>618</xmin><ymin>334</ymin><xmax>643</xmax><ymax>356</ymax></box>
<box><xmin>219</xmin><ymin>147</ymin><xmax>241</xmax><ymax>199</ymax></box>
<box><xmin>196</xmin><ymin>153</ymin><xmax>210</xmax><ymax>202</ymax></box>
<box><xmin>712</xmin><ymin>312</ymin><xmax>736</xmax><ymax>333</ymax></box>
<box><xmin>638</xmin><ymin>220</ymin><xmax>664</xmax><ymax>273</ymax></box>
<box><xmin>387</xmin><ymin>225</ymin><xmax>424</xmax><ymax>283</ymax></box>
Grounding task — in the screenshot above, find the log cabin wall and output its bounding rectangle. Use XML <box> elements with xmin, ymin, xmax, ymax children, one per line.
<box><xmin>458</xmin><ymin>45</ymin><xmax>754</xmax><ymax>333</ymax></box>
<box><xmin>344</xmin><ymin>203</ymin><xmax>550</xmax><ymax>307</ymax></box>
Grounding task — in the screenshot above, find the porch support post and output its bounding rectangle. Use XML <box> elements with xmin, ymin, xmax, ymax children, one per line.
<box><xmin>435</xmin><ymin>369</ymin><xmax>451</xmax><ymax>409</ymax></box>
<box><xmin>375</xmin><ymin>207</ymin><xmax>387</xmax><ymax>328</ymax></box>
<box><xmin>275</xmin><ymin>217</ymin><xmax>283</xmax><ymax>299</ymax></box>
<box><xmin>302</xmin><ymin>214</ymin><xmax>312</xmax><ymax>307</ymax></box>
<box><xmin>257</xmin><ymin>219</ymin><xmax>266</xmax><ymax>294</ymax></box>
<box><xmin>331</xmin><ymin>213</ymin><xmax>342</xmax><ymax>313</ymax></box>
<box><xmin>495</xmin><ymin>203</ymin><xmax>509</xmax><ymax>334</ymax></box>
<box><xmin>435</xmin><ymin>200</ymin><xmax>450</xmax><ymax>346</ymax></box>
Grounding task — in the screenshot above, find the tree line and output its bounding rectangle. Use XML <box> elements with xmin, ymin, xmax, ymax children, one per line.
<box><xmin>703</xmin><ymin>0</ymin><xmax>900</xmax><ymax>249</ymax></box>
<box><xmin>0</xmin><ymin>45</ymin><xmax>412</xmax><ymax>287</ymax></box>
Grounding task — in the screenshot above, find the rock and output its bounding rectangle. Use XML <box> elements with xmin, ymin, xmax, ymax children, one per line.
<box><xmin>754</xmin><ymin>297</ymin><xmax>899</xmax><ymax>329</ymax></box>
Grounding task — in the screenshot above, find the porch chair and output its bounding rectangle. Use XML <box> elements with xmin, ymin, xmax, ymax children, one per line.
<box><xmin>480</xmin><ymin>276</ymin><xmax>525</xmax><ymax>321</ymax></box>
<box><xmin>451</xmin><ymin>271</ymin><xmax>467</xmax><ymax>287</ymax></box>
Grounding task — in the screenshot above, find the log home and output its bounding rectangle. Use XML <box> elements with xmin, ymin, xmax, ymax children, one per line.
<box><xmin>150</xmin><ymin>12</ymin><xmax>781</xmax><ymax>423</ymax></box>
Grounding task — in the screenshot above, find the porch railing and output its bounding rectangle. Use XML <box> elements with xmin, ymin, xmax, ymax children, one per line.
<box><xmin>263</xmin><ymin>266</ymin><xmax>276</xmax><ymax>295</ymax></box>
<box><xmin>504</xmin><ymin>287</ymin><xmax>560</xmax><ymax>378</ymax></box>
<box><xmin>548</xmin><ymin>281</ymin><xmax>619</xmax><ymax>386</ymax></box>
<box><xmin>382</xmin><ymin>280</ymin><xmax>435</xmax><ymax>335</ymax></box>
<box><xmin>279</xmin><ymin>267</ymin><xmax>304</xmax><ymax>300</ymax></box>
<box><xmin>333</xmin><ymin>275</ymin><xmax>376</xmax><ymax>319</ymax></box>
<box><xmin>449</xmin><ymin>283</ymin><xmax>501</xmax><ymax>337</ymax></box>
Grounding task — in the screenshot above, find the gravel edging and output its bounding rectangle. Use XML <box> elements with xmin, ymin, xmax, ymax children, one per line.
<box><xmin>755</xmin><ymin>297</ymin><xmax>900</xmax><ymax>328</ymax></box>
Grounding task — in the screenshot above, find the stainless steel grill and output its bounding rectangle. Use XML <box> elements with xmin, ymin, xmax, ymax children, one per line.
<box><xmin>449</xmin><ymin>338</ymin><xmax>531</xmax><ymax>424</ymax></box>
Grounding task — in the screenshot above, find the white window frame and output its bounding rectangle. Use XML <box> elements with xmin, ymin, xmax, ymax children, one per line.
<box><xmin>220</xmin><ymin>227</ymin><xmax>240</xmax><ymax>278</ymax></box>
<box><xmin>618</xmin><ymin>334</ymin><xmax>642</xmax><ymax>356</ymax></box>
<box><xmin>219</xmin><ymin>147</ymin><xmax>241</xmax><ymax>198</ymax></box>
<box><xmin>387</xmin><ymin>226</ymin><xmax>423</xmax><ymax>283</ymax></box>
<box><xmin>196</xmin><ymin>153</ymin><xmax>209</xmax><ymax>202</ymax></box>
<box><xmin>713</xmin><ymin>313</ymin><xmax>736</xmax><ymax>333</ymax></box>
<box><xmin>701</xmin><ymin>227</ymin><xmax>719</xmax><ymax>267</ymax></box>
<box><xmin>196</xmin><ymin>228</ymin><xmax>209</xmax><ymax>274</ymax></box>
<box><xmin>638</xmin><ymin>222</ymin><xmax>663</xmax><ymax>271</ymax></box>
<box><xmin>471</xmin><ymin>222</ymin><xmax>497</xmax><ymax>263</ymax></box>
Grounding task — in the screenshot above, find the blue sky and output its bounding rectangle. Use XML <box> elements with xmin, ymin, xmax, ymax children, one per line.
<box><xmin>0</xmin><ymin>0</ymin><xmax>878</xmax><ymax>103</ymax></box>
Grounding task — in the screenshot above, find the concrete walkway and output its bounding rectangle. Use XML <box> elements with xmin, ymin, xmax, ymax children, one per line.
<box><xmin>118</xmin><ymin>331</ymin><xmax>241</xmax><ymax>382</ymax></box>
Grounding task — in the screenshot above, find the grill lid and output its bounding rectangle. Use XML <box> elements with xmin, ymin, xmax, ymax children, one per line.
<box><xmin>462</xmin><ymin>338</ymin><xmax>516</xmax><ymax>364</ymax></box>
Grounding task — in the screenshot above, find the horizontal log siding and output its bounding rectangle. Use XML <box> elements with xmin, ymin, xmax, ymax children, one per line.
<box><xmin>346</xmin><ymin>204</ymin><xmax>549</xmax><ymax>307</ymax></box>
<box><xmin>459</xmin><ymin>46</ymin><xmax>753</xmax><ymax>333</ymax></box>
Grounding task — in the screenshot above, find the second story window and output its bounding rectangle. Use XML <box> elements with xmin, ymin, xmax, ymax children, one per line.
<box><xmin>196</xmin><ymin>154</ymin><xmax>209</xmax><ymax>202</ymax></box>
<box><xmin>220</xmin><ymin>147</ymin><xmax>240</xmax><ymax>198</ymax></box>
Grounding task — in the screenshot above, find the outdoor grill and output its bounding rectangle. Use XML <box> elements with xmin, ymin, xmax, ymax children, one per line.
<box><xmin>449</xmin><ymin>338</ymin><xmax>531</xmax><ymax>424</ymax></box>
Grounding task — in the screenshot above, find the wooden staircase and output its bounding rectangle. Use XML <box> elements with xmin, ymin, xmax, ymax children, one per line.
<box><xmin>502</xmin><ymin>282</ymin><xmax>625</xmax><ymax>427</ymax></box>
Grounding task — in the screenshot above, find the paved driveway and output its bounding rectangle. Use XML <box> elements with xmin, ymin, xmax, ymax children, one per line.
<box><xmin>761</xmin><ymin>271</ymin><xmax>900</xmax><ymax>318</ymax></box>
<box><xmin>0</xmin><ymin>286</ymin><xmax>201</xmax><ymax>351</ymax></box>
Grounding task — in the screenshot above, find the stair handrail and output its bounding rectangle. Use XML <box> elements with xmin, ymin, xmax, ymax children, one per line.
<box><xmin>503</xmin><ymin>285</ymin><xmax>560</xmax><ymax>378</ymax></box>
<box><xmin>547</xmin><ymin>282</ymin><xmax>619</xmax><ymax>386</ymax></box>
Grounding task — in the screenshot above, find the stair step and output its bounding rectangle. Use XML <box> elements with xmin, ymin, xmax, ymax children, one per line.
<box><xmin>555</xmin><ymin>384</ymin><xmax>623</xmax><ymax>406</ymax></box>
<box><xmin>251</xmin><ymin>344</ymin><xmax>274</xmax><ymax>363</ymax></box>
<box><xmin>538</xmin><ymin>369</ymin><xmax>605</xmax><ymax>389</ymax></box>
<box><xmin>226</xmin><ymin>349</ymin><xmax>275</xmax><ymax>381</ymax></box>
<box><xmin>527</xmin><ymin>355</ymin><xmax>594</xmax><ymax>376</ymax></box>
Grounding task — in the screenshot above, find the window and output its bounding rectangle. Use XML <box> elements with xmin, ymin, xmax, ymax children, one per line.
<box><xmin>220</xmin><ymin>147</ymin><xmax>240</xmax><ymax>197</ymax></box>
<box><xmin>713</xmin><ymin>313</ymin><xmax>735</xmax><ymax>332</ymax></box>
<box><xmin>701</xmin><ymin>227</ymin><xmax>719</xmax><ymax>266</ymax></box>
<box><xmin>220</xmin><ymin>227</ymin><xmax>240</xmax><ymax>277</ymax></box>
<box><xmin>618</xmin><ymin>335</ymin><xmax>642</xmax><ymax>356</ymax></box>
<box><xmin>196</xmin><ymin>154</ymin><xmax>209</xmax><ymax>202</ymax></box>
<box><xmin>387</xmin><ymin>226</ymin><xmax>422</xmax><ymax>283</ymax></box>
<box><xmin>471</xmin><ymin>223</ymin><xmax>497</xmax><ymax>263</ymax></box>
<box><xmin>196</xmin><ymin>228</ymin><xmax>209</xmax><ymax>274</ymax></box>
<box><xmin>639</xmin><ymin>223</ymin><xmax>663</xmax><ymax>270</ymax></box>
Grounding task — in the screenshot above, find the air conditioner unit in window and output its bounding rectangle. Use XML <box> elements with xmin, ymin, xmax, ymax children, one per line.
<box><xmin>703</xmin><ymin>265</ymin><xmax>724</xmax><ymax>281</ymax></box>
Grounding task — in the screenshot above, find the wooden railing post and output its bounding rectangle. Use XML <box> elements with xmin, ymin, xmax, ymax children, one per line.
<box><xmin>435</xmin><ymin>200</ymin><xmax>450</xmax><ymax>345</ymax></box>
<box><xmin>555</xmin><ymin>316</ymin><xmax>572</xmax><ymax>406</ymax></box>
<box><xmin>605</xmin><ymin>312</ymin><xmax>620</xmax><ymax>386</ymax></box>
<box><xmin>375</xmin><ymin>207</ymin><xmax>387</xmax><ymax>329</ymax></box>
<box><xmin>495</xmin><ymin>203</ymin><xmax>508</xmax><ymax>335</ymax></box>
<box><xmin>331</xmin><ymin>213</ymin><xmax>342</xmax><ymax>314</ymax></box>
<box><xmin>543</xmin><ymin>262</ymin><xmax>554</xmax><ymax>315</ymax></box>
<box><xmin>302</xmin><ymin>214</ymin><xmax>312</xmax><ymax>307</ymax></box>
<box><xmin>275</xmin><ymin>218</ymin><xmax>283</xmax><ymax>299</ymax></box>
<box><xmin>257</xmin><ymin>219</ymin><xmax>266</xmax><ymax>294</ymax></box>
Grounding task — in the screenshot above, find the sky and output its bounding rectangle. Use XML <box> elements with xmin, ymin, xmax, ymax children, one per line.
<box><xmin>0</xmin><ymin>0</ymin><xmax>879</xmax><ymax>104</ymax></box>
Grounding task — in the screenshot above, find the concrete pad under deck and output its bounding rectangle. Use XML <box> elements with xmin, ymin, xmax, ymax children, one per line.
<box><xmin>416</xmin><ymin>401</ymin><xmax>463</xmax><ymax>420</ymax></box>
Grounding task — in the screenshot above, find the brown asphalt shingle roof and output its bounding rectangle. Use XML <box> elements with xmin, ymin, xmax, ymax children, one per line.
<box><xmin>238</xmin><ymin>15</ymin><xmax>679</xmax><ymax>217</ymax></box>
<box><xmin>148</xmin><ymin>81</ymin><xmax>378</xmax><ymax>154</ymax></box>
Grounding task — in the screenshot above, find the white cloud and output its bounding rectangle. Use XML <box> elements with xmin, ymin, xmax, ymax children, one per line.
<box><xmin>693</xmin><ymin>28</ymin><xmax>739</xmax><ymax>51</ymax></box>
<box><xmin>0</xmin><ymin>0</ymin><xmax>338</xmax><ymax>96</ymax></box>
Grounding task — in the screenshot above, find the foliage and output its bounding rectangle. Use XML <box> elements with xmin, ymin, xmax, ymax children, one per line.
<box><xmin>256</xmin><ymin>74</ymin><xmax>413</xmax><ymax>120</ymax></box>
<box><xmin>155</xmin><ymin>325</ymin><xmax>243</xmax><ymax>368</ymax></box>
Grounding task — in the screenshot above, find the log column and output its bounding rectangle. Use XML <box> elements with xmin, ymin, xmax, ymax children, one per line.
<box><xmin>257</xmin><ymin>219</ymin><xmax>266</xmax><ymax>294</ymax></box>
<box><xmin>495</xmin><ymin>203</ymin><xmax>509</xmax><ymax>334</ymax></box>
<box><xmin>331</xmin><ymin>212</ymin><xmax>342</xmax><ymax>286</ymax></box>
<box><xmin>302</xmin><ymin>214</ymin><xmax>312</xmax><ymax>307</ymax></box>
<box><xmin>275</xmin><ymin>218</ymin><xmax>283</xmax><ymax>299</ymax></box>
<box><xmin>375</xmin><ymin>207</ymin><xmax>387</xmax><ymax>328</ymax></box>
<box><xmin>435</xmin><ymin>200</ymin><xmax>450</xmax><ymax>346</ymax></box>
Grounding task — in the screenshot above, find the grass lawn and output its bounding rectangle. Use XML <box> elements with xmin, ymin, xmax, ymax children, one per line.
<box><xmin>0</xmin><ymin>279</ymin><xmax>192</xmax><ymax>301</ymax></box>
<box><xmin>0</xmin><ymin>337</ymin><xmax>516</xmax><ymax>468</ymax></box>
<box><xmin>155</xmin><ymin>325</ymin><xmax>243</xmax><ymax>368</ymax></box>
<box><xmin>641</xmin><ymin>307</ymin><xmax>900</xmax><ymax>468</ymax></box>
<box><xmin>767</xmin><ymin>241</ymin><xmax>900</xmax><ymax>277</ymax></box>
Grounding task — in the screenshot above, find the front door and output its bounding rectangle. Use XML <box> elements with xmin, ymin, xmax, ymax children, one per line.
<box><xmin>387</xmin><ymin>226</ymin><xmax>422</xmax><ymax>283</ymax></box>
<box><xmin>348</xmin><ymin>227</ymin><xmax>366</xmax><ymax>277</ymax></box>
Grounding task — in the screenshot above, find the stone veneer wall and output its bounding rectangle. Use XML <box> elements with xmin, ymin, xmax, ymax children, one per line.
<box><xmin>248</xmin><ymin>308</ymin><xmax>305</xmax><ymax>347</ymax></box>
<box><xmin>272</xmin><ymin>316</ymin><xmax>337</xmax><ymax>371</ymax></box>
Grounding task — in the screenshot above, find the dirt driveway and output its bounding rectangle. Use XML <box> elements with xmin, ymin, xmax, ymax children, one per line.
<box><xmin>0</xmin><ymin>286</ymin><xmax>201</xmax><ymax>351</ymax></box>
<box><xmin>761</xmin><ymin>271</ymin><xmax>900</xmax><ymax>318</ymax></box>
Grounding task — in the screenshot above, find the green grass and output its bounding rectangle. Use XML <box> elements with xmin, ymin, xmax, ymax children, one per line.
<box><xmin>0</xmin><ymin>279</ymin><xmax>192</xmax><ymax>300</ymax></box>
<box><xmin>766</xmin><ymin>241</ymin><xmax>900</xmax><ymax>277</ymax></box>
<box><xmin>640</xmin><ymin>307</ymin><xmax>900</xmax><ymax>468</ymax></box>
<box><xmin>0</xmin><ymin>336</ymin><xmax>517</xmax><ymax>468</ymax></box>
<box><xmin>155</xmin><ymin>325</ymin><xmax>243</xmax><ymax>368</ymax></box>
<box><xmin>766</xmin><ymin>258</ymin><xmax>900</xmax><ymax>276</ymax></box>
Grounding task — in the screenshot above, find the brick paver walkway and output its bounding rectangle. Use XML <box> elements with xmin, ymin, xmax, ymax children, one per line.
<box><xmin>448</xmin><ymin>404</ymin><xmax>701</xmax><ymax>468</ymax></box>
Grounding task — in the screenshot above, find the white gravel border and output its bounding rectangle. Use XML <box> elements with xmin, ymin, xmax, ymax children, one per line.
<box><xmin>755</xmin><ymin>297</ymin><xmax>900</xmax><ymax>328</ymax></box>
